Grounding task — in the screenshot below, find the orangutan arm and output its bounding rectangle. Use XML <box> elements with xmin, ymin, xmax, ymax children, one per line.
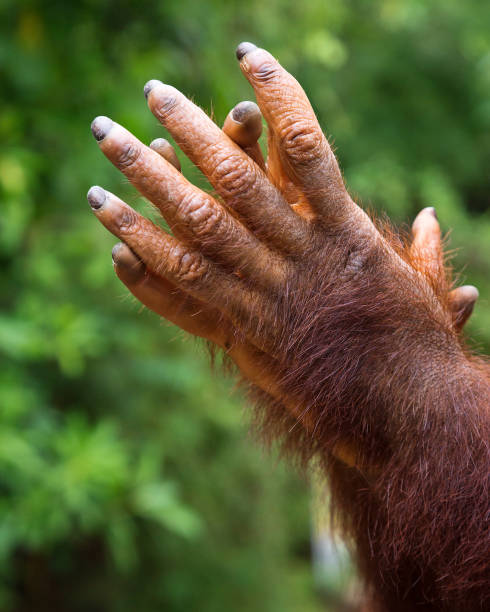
<box><xmin>87</xmin><ymin>44</ymin><xmax>490</xmax><ymax>611</ymax></box>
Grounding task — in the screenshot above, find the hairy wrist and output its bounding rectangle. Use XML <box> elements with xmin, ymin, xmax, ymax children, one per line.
<box><xmin>247</xmin><ymin>233</ymin><xmax>487</xmax><ymax>469</ymax></box>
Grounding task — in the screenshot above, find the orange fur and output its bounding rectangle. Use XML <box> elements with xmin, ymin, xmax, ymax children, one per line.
<box><xmin>231</xmin><ymin>215</ymin><xmax>490</xmax><ymax>611</ymax></box>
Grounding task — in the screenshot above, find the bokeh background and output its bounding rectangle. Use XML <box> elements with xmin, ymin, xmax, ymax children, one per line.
<box><xmin>1</xmin><ymin>1</ymin><xmax>489</xmax><ymax>610</ymax></box>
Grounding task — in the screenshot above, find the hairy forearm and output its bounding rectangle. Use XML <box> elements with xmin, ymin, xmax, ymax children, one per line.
<box><xmin>236</xmin><ymin>240</ymin><xmax>490</xmax><ymax>609</ymax></box>
<box><xmin>333</xmin><ymin>356</ymin><xmax>489</xmax><ymax>611</ymax></box>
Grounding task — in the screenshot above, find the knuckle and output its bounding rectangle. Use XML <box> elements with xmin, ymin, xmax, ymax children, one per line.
<box><xmin>117</xmin><ymin>142</ymin><xmax>141</xmax><ymax>168</ymax></box>
<box><xmin>182</xmin><ymin>196</ymin><xmax>224</xmax><ymax>238</ymax></box>
<box><xmin>252</xmin><ymin>61</ymin><xmax>280</xmax><ymax>83</ymax></box>
<box><xmin>282</xmin><ymin>120</ymin><xmax>323</xmax><ymax>163</ymax></box>
<box><xmin>170</xmin><ymin>248</ymin><xmax>208</xmax><ymax>283</ymax></box>
<box><xmin>116</xmin><ymin>207</ymin><xmax>141</xmax><ymax>235</ymax></box>
<box><xmin>212</xmin><ymin>154</ymin><xmax>254</xmax><ymax>199</ymax></box>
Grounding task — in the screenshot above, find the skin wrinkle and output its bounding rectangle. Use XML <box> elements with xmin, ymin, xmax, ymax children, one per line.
<box><xmin>281</xmin><ymin>114</ymin><xmax>326</xmax><ymax>164</ymax></box>
<box><xmin>147</xmin><ymin>84</ymin><xmax>311</xmax><ymax>253</ymax></box>
<box><xmin>90</xmin><ymin>47</ymin><xmax>490</xmax><ymax>611</ymax></box>
<box><xmin>116</xmin><ymin>142</ymin><xmax>142</xmax><ymax>168</ymax></box>
<box><xmin>114</xmin><ymin>247</ymin><xmax>229</xmax><ymax>345</ymax></box>
<box><xmin>97</xmin><ymin>191</ymin><xmax>282</xmax><ymax>355</ymax></box>
<box><xmin>98</xmin><ymin>123</ymin><xmax>287</xmax><ymax>288</ymax></box>
<box><xmin>240</xmin><ymin>49</ymin><xmax>366</xmax><ymax>224</ymax></box>
<box><xmin>210</xmin><ymin>152</ymin><xmax>256</xmax><ymax>199</ymax></box>
<box><xmin>181</xmin><ymin>193</ymin><xmax>226</xmax><ymax>238</ymax></box>
<box><xmin>150</xmin><ymin>84</ymin><xmax>179</xmax><ymax>119</ymax></box>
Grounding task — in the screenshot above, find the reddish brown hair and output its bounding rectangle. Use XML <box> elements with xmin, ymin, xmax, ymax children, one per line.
<box><xmin>238</xmin><ymin>217</ymin><xmax>490</xmax><ymax>611</ymax></box>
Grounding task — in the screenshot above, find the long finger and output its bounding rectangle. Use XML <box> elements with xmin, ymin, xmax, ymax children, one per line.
<box><xmin>112</xmin><ymin>242</ymin><xmax>228</xmax><ymax>344</ymax></box>
<box><xmin>91</xmin><ymin>117</ymin><xmax>286</xmax><ymax>287</ymax></box>
<box><xmin>222</xmin><ymin>101</ymin><xmax>265</xmax><ymax>170</ymax></box>
<box><xmin>87</xmin><ymin>187</ymin><xmax>274</xmax><ymax>349</ymax></box>
<box><xmin>144</xmin><ymin>80</ymin><xmax>310</xmax><ymax>253</ymax></box>
<box><xmin>236</xmin><ymin>43</ymin><xmax>357</xmax><ymax>224</ymax></box>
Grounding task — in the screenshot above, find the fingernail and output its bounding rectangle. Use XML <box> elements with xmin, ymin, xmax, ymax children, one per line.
<box><xmin>149</xmin><ymin>138</ymin><xmax>181</xmax><ymax>171</ymax></box>
<box><xmin>236</xmin><ymin>42</ymin><xmax>257</xmax><ymax>61</ymax></box>
<box><xmin>111</xmin><ymin>243</ymin><xmax>124</xmax><ymax>263</ymax></box>
<box><xmin>112</xmin><ymin>242</ymin><xmax>141</xmax><ymax>267</ymax></box>
<box><xmin>112</xmin><ymin>243</ymin><xmax>145</xmax><ymax>280</ymax></box>
<box><xmin>232</xmin><ymin>101</ymin><xmax>259</xmax><ymax>123</ymax></box>
<box><xmin>87</xmin><ymin>186</ymin><xmax>106</xmax><ymax>210</ymax></box>
<box><xmin>460</xmin><ymin>285</ymin><xmax>479</xmax><ymax>302</ymax></box>
<box><xmin>91</xmin><ymin>116</ymin><xmax>113</xmax><ymax>141</ymax></box>
<box><xmin>144</xmin><ymin>79</ymin><xmax>163</xmax><ymax>100</ymax></box>
<box><xmin>426</xmin><ymin>206</ymin><xmax>438</xmax><ymax>220</ymax></box>
<box><xmin>149</xmin><ymin>137</ymin><xmax>170</xmax><ymax>150</ymax></box>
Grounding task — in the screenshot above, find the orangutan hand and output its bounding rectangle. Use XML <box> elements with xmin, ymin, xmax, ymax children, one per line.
<box><xmin>87</xmin><ymin>43</ymin><xmax>478</xmax><ymax>465</ymax></box>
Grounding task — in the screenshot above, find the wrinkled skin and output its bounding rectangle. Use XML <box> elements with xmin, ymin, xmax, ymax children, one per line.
<box><xmin>88</xmin><ymin>45</ymin><xmax>477</xmax><ymax>437</ymax></box>
<box><xmin>88</xmin><ymin>44</ymin><xmax>488</xmax><ymax>611</ymax></box>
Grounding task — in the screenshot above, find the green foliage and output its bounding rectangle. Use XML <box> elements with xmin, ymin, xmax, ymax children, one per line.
<box><xmin>0</xmin><ymin>0</ymin><xmax>488</xmax><ymax>609</ymax></box>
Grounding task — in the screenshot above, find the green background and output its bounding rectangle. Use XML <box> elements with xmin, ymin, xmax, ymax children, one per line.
<box><xmin>1</xmin><ymin>0</ymin><xmax>489</xmax><ymax>610</ymax></box>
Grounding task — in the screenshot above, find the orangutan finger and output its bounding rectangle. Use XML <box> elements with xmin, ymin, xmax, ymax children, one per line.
<box><xmin>112</xmin><ymin>242</ymin><xmax>292</xmax><ymax>394</ymax></box>
<box><xmin>222</xmin><ymin>101</ymin><xmax>265</xmax><ymax>170</ymax></box>
<box><xmin>410</xmin><ymin>207</ymin><xmax>443</xmax><ymax>279</ymax></box>
<box><xmin>144</xmin><ymin>81</ymin><xmax>310</xmax><ymax>253</ymax></box>
<box><xmin>90</xmin><ymin>117</ymin><xmax>286</xmax><ymax>286</ymax></box>
<box><xmin>448</xmin><ymin>285</ymin><xmax>479</xmax><ymax>331</ymax></box>
<box><xmin>112</xmin><ymin>245</ymin><xmax>285</xmax><ymax>406</ymax></box>
<box><xmin>222</xmin><ymin>101</ymin><xmax>262</xmax><ymax>147</ymax></box>
<box><xmin>87</xmin><ymin>187</ymin><xmax>274</xmax><ymax>347</ymax></box>
<box><xmin>236</xmin><ymin>43</ymin><xmax>361</xmax><ymax>225</ymax></box>
<box><xmin>223</xmin><ymin>101</ymin><xmax>314</xmax><ymax>218</ymax></box>
<box><xmin>149</xmin><ymin>137</ymin><xmax>181</xmax><ymax>171</ymax></box>
<box><xmin>111</xmin><ymin>242</ymin><xmax>231</xmax><ymax>344</ymax></box>
<box><xmin>111</xmin><ymin>243</ymin><xmax>307</xmax><ymax>430</ymax></box>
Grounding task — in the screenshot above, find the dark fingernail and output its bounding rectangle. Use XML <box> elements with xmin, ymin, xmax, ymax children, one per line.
<box><xmin>112</xmin><ymin>242</ymin><xmax>141</xmax><ymax>267</ymax></box>
<box><xmin>232</xmin><ymin>101</ymin><xmax>259</xmax><ymax>123</ymax></box>
<box><xmin>149</xmin><ymin>138</ymin><xmax>181</xmax><ymax>171</ymax></box>
<box><xmin>111</xmin><ymin>243</ymin><xmax>124</xmax><ymax>263</ymax></box>
<box><xmin>144</xmin><ymin>79</ymin><xmax>162</xmax><ymax>100</ymax></box>
<box><xmin>91</xmin><ymin>116</ymin><xmax>113</xmax><ymax>141</ymax></box>
<box><xmin>236</xmin><ymin>42</ymin><xmax>257</xmax><ymax>61</ymax></box>
<box><xmin>112</xmin><ymin>243</ymin><xmax>145</xmax><ymax>281</ymax></box>
<box><xmin>87</xmin><ymin>186</ymin><xmax>106</xmax><ymax>210</ymax></box>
